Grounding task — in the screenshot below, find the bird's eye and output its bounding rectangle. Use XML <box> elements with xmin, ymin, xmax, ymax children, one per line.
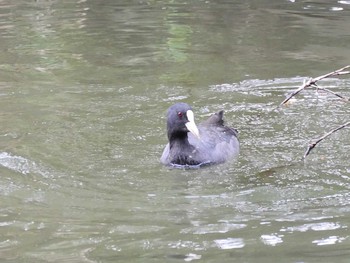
<box><xmin>177</xmin><ymin>112</ymin><xmax>183</xmax><ymax>119</ymax></box>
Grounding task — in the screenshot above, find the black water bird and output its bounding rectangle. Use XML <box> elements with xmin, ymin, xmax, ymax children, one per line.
<box><xmin>160</xmin><ymin>102</ymin><xmax>239</xmax><ymax>167</ymax></box>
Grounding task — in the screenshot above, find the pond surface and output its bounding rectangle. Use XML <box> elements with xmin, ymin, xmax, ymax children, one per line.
<box><xmin>1</xmin><ymin>0</ymin><xmax>350</xmax><ymax>262</ymax></box>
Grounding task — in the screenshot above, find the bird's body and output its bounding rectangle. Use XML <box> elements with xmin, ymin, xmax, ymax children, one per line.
<box><xmin>160</xmin><ymin>103</ymin><xmax>239</xmax><ymax>167</ymax></box>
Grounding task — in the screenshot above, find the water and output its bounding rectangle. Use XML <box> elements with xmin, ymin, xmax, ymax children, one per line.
<box><xmin>1</xmin><ymin>0</ymin><xmax>350</xmax><ymax>262</ymax></box>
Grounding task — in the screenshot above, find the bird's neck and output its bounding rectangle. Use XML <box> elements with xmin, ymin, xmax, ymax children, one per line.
<box><xmin>169</xmin><ymin>132</ymin><xmax>191</xmax><ymax>149</ymax></box>
<box><xmin>168</xmin><ymin>133</ymin><xmax>199</xmax><ymax>165</ymax></box>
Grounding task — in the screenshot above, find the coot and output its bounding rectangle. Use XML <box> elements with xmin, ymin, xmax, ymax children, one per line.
<box><xmin>160</xmin><ymin>102</ymin><xmax>239</xmax><ymax>167</ymax></box>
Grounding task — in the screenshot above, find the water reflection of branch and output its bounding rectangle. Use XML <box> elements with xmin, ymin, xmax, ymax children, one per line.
<box><xmin>279</xmin><ymin>65</ymin><xmax>350</xmax><ymax>106</ymax></box>
<box><xmin>303</xmin><ymin>121</ymin><xmax>350</xmax><ymax>159</ymax></box>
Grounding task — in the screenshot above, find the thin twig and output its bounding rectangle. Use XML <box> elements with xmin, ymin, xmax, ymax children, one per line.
<box><xmin>314</xmin><ymin>84</ymin><xmax>349</xmax><ymax>101</ymax></box>
<box><xmin>279</xmin><ymin>65</ymin><xmax>350</xmax><ymax>106</ymax></box>
<box><xmin>303</xmin><ymin>121</ymin><xmax>350</xmax><ymax>159</ymax></box>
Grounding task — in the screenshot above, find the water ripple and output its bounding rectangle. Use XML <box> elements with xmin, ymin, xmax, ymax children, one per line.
<box><xmin>312</xmin><ymin>235</ymin><xmax>348</xmax><ymax>246</ymax></box>
<box><xmin>280</xmin><ymin>222</ymin><xmax>345</xmax><ymax>233</ymax></box>
<box><xmin>0</xmin><ymin>152</ymin><xmax>35</xmax><ymax>175</ymax></box>
<box><xmin>214</xmin><ymin>238</ymin><xmax>245</xmax><ymax>249</ymax></box>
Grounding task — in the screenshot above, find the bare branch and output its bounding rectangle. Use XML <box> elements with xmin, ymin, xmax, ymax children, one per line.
<box><xmin>303</xmin><ymin>121</ymin><xmax>350</xmax><ymax>159</ymax></box>
<box><xmin>315</xmin><ymin>85</ymin><xmax>349</xmax><ymax>101</ymax></box>
<box><xmin>279</xmin><ymin>65</ymin><xmax>350</xmax><ymax>106</ymax></box>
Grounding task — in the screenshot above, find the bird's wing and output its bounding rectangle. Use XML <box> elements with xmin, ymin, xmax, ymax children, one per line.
<box><xmin>160</xmin><ymin>143</ymin><xmax>170</xmax><ymax>164</ymax></box>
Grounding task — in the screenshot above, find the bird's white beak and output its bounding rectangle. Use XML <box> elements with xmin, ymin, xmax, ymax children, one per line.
<box><xmin>185</xmin><ymin>110</ymin><xmax>200</xmax><ymax>139</ymax></box>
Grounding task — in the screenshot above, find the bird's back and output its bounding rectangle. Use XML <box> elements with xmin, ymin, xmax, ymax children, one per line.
<box><xmin>187</xmin><ymin>111</ymin><xmax>239</xmax><ymax>164</ymax></box>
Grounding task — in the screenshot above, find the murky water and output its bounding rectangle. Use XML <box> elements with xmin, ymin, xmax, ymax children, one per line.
<box><xmin>1</xmin><ymin>0</ymin><xmax>350</xmax><ymax>262</ymax></box>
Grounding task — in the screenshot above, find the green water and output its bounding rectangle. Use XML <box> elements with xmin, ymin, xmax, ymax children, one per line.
<box><xmin>1</xmin><ymin>0</ymin><xmax>350</xmax><ymax>262</ymax></box>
